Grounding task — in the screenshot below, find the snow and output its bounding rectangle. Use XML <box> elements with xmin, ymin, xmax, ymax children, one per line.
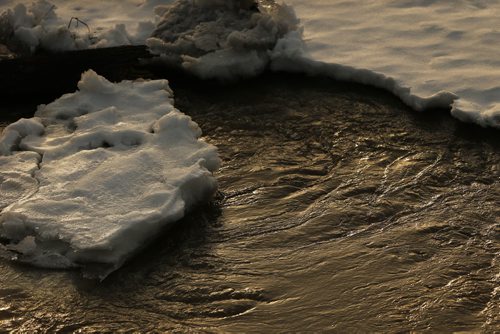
<box><xmin>2</xmin><ymin>0</ymin><xmax>500</xmax><ymax>127</ymax></box>
<box><xmin>144</xmin><ymin>0</ymin><xmax>500</xmax><ymax>127</ymax></box>
<box><xmin>146</xmin><ymin>0</ymin><xmax>299</xmax><ymax>79</ymax></box>
<box><xmin>283</xmin><ymin>0</ymin><xmax>500</xmax><ymax>127</ymax></box>
<box><xmin>0</xmin><ymin>70</ymin><xmax>220</xmax><ymax>277</ymax></box>
<box><xmin>0</xmin><ymin>0</ymin><xmax>166</xmax><ymax>52</ymax></box>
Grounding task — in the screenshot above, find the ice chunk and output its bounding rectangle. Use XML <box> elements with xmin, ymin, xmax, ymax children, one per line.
<box><xmin>0</xmin><ymin>70</ymin><xmax>220</xmax><ymax>278</ymax></box>
<box><xmin>0</xmin><ymin>0</ymin><xmax>90</xmax><ymax>53</ymax></box>
<box><xmin>146</xmin><ymin>0</ymin><xmax>300</xmax><ymax>79</ymax></box>
<box><xmin>0</xmin><ymin>0</ymin><xmax>162</xmax><ymax>53</ymax></box>
<box><xmin>146</xmin><ymin>0</ymin><xmax>500</xmax><ymax>128</ymax></box>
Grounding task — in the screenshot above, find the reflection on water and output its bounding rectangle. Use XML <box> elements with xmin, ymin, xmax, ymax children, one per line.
<box><xmin>1</xmin><ymin>74</ymin><xmax>499</xmax><ymax>332</ymax></box>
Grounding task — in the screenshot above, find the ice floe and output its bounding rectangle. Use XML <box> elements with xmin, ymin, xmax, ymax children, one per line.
<box><xmin>0</xmin><ymin>70</ymin><xmax>219</xmax><ymax>277</ymax></box>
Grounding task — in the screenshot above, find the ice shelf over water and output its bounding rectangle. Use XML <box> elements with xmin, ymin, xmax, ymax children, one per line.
<box><xmin>281</xmin><ymin>0</ymin><xmax>500</xmax><ymax>128</ymax></box>
<box><xmin>2</xmin><ymin>0</ymin><xmax>500</xmax><ymax>128</ymax></box>
<box><xmin>0</xmin><ymin>70</ymin><xmax>220</xmax><ymax>277</ymax></box>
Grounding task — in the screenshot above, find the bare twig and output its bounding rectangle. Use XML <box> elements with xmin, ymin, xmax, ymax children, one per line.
<box><xmin>67</xmin><ymin>17</ymin><xmax>91</xmax><ymax>35</ymax></box>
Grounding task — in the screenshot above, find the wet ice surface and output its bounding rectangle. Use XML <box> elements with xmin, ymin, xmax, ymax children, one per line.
<box><xmin>0</xmin><ymin>74</ymin><xmax>499</xmax><ymax>332</ymax></box>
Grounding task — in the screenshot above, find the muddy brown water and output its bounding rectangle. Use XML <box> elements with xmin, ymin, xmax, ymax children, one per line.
<box><xmin>0</xmin><ymin>73</ymin><xmax>499</xmax><ymax>332</ymax></box>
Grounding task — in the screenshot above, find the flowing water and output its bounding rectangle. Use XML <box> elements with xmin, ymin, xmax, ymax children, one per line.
<box><xmin>0</xmin><ymin>73</ymin><xmax>499</xmax><ymax>332</ymax></box>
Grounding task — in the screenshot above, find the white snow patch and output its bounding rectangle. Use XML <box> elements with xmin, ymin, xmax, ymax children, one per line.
<box><xmin>0</xmin><ymin>0</ymin><xmax>169</xmax><ymax>52</ymax></box>
<box><xmin>282</xmin><ymin>0</ymin><xmax>500</xmax><ymax>128</ymax></box>
<box><xmin>0</xmin><ymin>70</ymin><xmax>220</xmax><ymax>277</ymax></box>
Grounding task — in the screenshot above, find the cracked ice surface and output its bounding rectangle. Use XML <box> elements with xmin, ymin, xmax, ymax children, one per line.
<box><xmin>0</xmin><ymin>70</ymin><xmax>220</xmax><ymax>277</ymax></box>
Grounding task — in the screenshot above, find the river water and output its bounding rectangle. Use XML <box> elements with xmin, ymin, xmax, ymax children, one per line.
<box><xmin>0</xmin><ymin>73</ymin><xmax>499</xmax><ymax>332</ymax></box>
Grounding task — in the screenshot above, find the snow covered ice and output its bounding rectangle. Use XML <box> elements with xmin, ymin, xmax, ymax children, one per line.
<box><xmin>146</xmin><ymin>0</ymin><xmax>299</xmax><ymax>79</ymax></box>
<box><xmin>146</xmin><ymin>0</ymin><xmax>500</xmax><ymax>128</ymax></box>
<box><xmin>2</xmin><ymin>0</ymin><xmax>500</xmax><ymax>128</ymax></box>
<box><xmin>283</xmin><ymin>0</ymin><xmax>500</xmax><ymax>128</ymax></box>
<box><xmin>0</xmin><ymin>70</ymin><xmax>220</xmax><ymax>277</ymax></box>
<box><xmin>0</xmin><ymin>0</ymin><xmax>159</xmax><ymax>52</ymax></box>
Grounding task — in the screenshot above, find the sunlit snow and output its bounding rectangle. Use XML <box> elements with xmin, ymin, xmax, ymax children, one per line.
<box><xmin>2</xmin><ymin>0</ymin><xmax>500</xmax><ymax>127</ymax></box>
<box><xmin>0</xmin><ymin>70</ymin><xmax>219</xmax><ymax>277</ymax></box>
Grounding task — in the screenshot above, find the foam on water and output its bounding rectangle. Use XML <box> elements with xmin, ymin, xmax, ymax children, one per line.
<box><xmin>0</xmin><ymin>70</ymin><xmax>219</xmax><ymax>277</ymax></box>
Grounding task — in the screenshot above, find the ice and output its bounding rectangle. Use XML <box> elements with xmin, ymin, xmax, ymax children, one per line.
<box><xmin>2</xmin><ymin>0</ymin><xmax>500</xmax><ymax>127</ymax></box>
<box><xmin>146</xmin><ymin>0</ymin><xmax>299</xmax><ymax>79</ymax></box>
<box><xmin>283</xmin><ymin>0</ymin><xmax>500</xmax><ymax>128</ymax></box>
<box><xmin>0</xmin><ymin>0</ymin><xmax>167</xmax><ymax>52</ymax></box>
<box><xmin>269</xmin><ymin>52</ymin><xmax>458</xmax><ymax>114</ymax></box>
<box><xmin>0</xmin><ymin>0</ymin><xmax>88</xmax><ymax>52</ymax></box>
<box><xmin>145</xmin><ymin>0</ymin><xmax>500</xmax><ymax>127</ymax></box>
<box><xmin>0</xmin><ymin>70</ymin><xmax>220</xmax><ymax>277</ymax></box>
<box><xmin>142</xmin><ymin>0</ymin><xmax>489</xmax><ymax>127</ymax></box>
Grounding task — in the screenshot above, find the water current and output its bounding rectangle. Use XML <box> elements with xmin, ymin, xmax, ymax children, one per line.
<box><xmin>0</xmin><ymin>73</ymin><xmax>498</xmax><ymax>332</ymax></box>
